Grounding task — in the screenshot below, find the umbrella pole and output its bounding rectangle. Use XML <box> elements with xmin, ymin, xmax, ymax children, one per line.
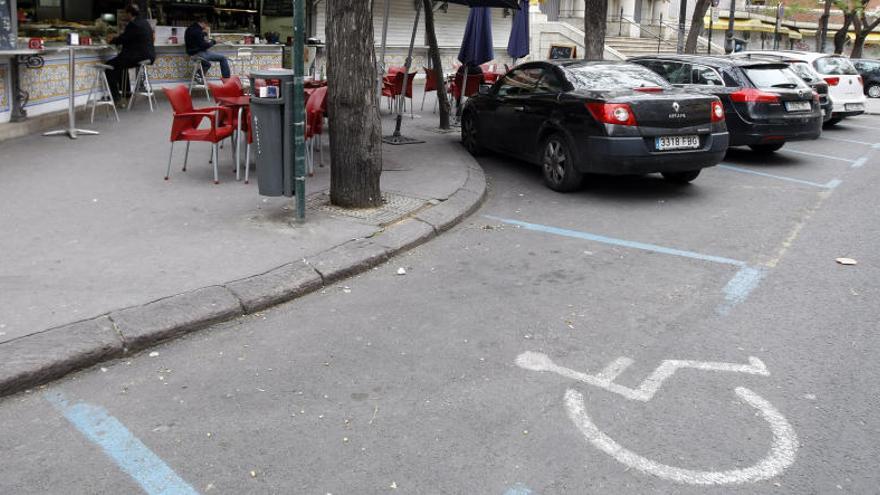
<box><xmin>378</xmin><ymin>0</ymin><xmax>391</xmax><ymax>99</ymax></box>
<box><xmin>383</xmin><ymin>0</ymin><xmax>425</xmax><ymax>145</ymax></box>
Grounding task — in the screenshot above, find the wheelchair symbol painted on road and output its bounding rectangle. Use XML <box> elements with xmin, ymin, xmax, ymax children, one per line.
<box><xmin>515</xmin><ymin>352</ymin><xmax>799</xmax><ymax>486</ymax></box>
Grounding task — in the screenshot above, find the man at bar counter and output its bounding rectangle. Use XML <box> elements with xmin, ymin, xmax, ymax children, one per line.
<box><xmin>105</xmin><ymin>3</ymin><xmax>156</xmax><ymax>102</ymax></box>
<box><xmin>185</xmin><ymin>17</ymin><xmax>231</xmax><ymax>81</ymax></box>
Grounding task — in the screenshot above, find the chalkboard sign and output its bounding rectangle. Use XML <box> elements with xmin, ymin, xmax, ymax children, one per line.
<box><xmin>0</xmin><ymin>0</ymin><xmax>16</xmax><ymax>51</ymax></box>
<box><xmin>263</xmin><ymin>0</ymin><xmax>293</xmax><ymax>17</ymax></box>
<box><xmin>548</xmin><ymin>44</ymin><xmax>576</xmax><ymax>60</ymax></box>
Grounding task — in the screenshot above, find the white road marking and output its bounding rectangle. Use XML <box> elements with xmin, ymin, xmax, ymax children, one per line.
<box><xmin>783</xmin><ymin>148</ymin><xmax>855</xmax><ymax>162</ymax></box>
<box><xmin>516</xmin><ymin>352</ymin><xmax>768</xmax><ymax>402</ymax></box>
<box><xmin>564</xmin><ymin>387</ymin><xmax>798</xmax><ymax>485</ymax></box>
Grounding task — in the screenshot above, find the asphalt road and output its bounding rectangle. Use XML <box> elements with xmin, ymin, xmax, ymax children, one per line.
<box><xmin>2</xmin><ymin>116</ymin><xmax>879</xmax><ymax>494</ymax></box>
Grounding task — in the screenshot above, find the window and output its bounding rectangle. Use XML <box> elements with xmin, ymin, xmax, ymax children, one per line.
<box><xmin>536</xmin><ymin>69</ymin><xmax>565</xmax><ymax>93</ymax></box>
<box><xmin>564</xmin><ymin>63</ymin><xmax>671</xmax><ymax>90</ymax></box>
<box><xmin>691</xmin><ymin>65</ymin><xmax>725</xmax><ymax>86</ymax></box>
<box><xmin>744</xmin><ymin>67</ymin><xmax>809</xmax><ymax>89</ymax></box>
<box><xmin>496</xmin><ymin>68</ymin><xmax>541</xmax><ymax>96</ymax></box>
<box><xmin>657</xmin><ymin>61</ymin><xmax>692</xmax><ymax>84</ymax></box>
<box><xmin>813</xmin><ymin>56</ymin><xmax>858</xmax><ymax>75</ymax></box>
<box><xmin>788</xmin><ymin>62</ymin><xmax>820</xmax><ymax>83</ymax></box>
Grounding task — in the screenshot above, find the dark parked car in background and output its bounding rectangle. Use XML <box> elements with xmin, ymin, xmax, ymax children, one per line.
<box><xmin>629</xmin><ymin>55</ymin><xmax>823</xmax><ymax>153</ymax></box>
<box><xmin>852</xmin><ymin>59</ymin><xmax>880</xmax><ymax>98</ymax></box>
<box><xmin>732</xmin><ymin>53</ymin><xmax>833</xmax><ymax>122</ymax></box>
<box><xmin>460</xmin><ymin>60</ymin><xmax>729</xmax><ymax>191</ymax></box>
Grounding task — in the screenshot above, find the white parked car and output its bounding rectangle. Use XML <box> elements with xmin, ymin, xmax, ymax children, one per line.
<box><xmin>737</xmin><ymin>50</ymin><xmax>865</xmax><ymax>125</ymax></box>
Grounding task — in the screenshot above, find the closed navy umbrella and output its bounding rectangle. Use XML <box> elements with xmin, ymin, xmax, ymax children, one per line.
<box><xmin>446</xmin><ymin>0</ymin><xmax>521</xmax><ymax>8</ymax></box>
<box><xmin>507</xmin><ymin>0</ymin><xmax>530</xmax><ymax>62</ymax></box>
<box><xmin>458</xmin><ymin>7</ymin><xmax>495</xmax><ymax>66</ymax></box>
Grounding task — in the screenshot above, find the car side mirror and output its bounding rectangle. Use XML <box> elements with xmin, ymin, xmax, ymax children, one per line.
<box><xmin>478</xmin><ymin>84</ymin><xmax>491</xmax><ymax>96</ymax></box>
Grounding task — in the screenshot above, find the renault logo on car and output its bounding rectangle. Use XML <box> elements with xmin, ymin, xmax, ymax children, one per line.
<box><xmin>672</xmin><ymin>102</ymin><xmax>680</xmax><ymax>112</ymax></box>
<box><xmin>669</xmin><ymin>101</ymin><xmax>686</xmax><ymax>119</ymax></box>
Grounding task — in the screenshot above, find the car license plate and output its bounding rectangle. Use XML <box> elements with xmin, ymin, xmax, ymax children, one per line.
<box><xmin>846</xmin><ymin>103</ymin><xmax>865</xmax><ymax>111</ymax></box>
<box><xmin>785</xmin><ymin>101</ymin><xmax>811</xmax><ymax>112</ymax></box>
<box><xmin>655</xmin><ymin>135</ymin><xmax>700</xmax><ymax>151</ymax></box>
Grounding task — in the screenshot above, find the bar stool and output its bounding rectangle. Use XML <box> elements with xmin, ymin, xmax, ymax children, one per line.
<box><xmin>85</xmin><ymin>64</ymin><xmax>120</xmax><ymax>123</ymax></box>
<box><xmin>234</xmin><ymin>48</ymin><xmax>253</xmax><ymax>87</ymax></box>
<box><xmin>127</xmin><ymin>59</ymin><xmax>156</xmax><ymax>112</ymax></box>
<box><xmin>188</xmin><ymin>55</ymin><xmax>211</xmax><ymax>101</ymax></box>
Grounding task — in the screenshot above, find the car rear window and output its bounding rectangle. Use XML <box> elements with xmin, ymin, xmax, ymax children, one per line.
<box><xmin>744</xmin><ymin>67</ymin><xmax>808</xmax><ymax>89</ymax></box>
<box><xmin>788</xmin><ymin>63</ymin><xmax>821</xmax><ymax>83</ymax></box>
<box><xmin>813</xmin><ymin>56</ymin><xmax>858</xmax><ymax>75</ymax></box>
<box><xmin>565</xmin><ymin>64</ymin><xmax>671</xmax><ymax>90</ymax></box>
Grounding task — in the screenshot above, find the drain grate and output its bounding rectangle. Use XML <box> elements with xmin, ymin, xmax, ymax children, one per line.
<box><xmin>306</xmin><ymin>191</ymin><xmax>427</xmax><ymax>226</ymax></box>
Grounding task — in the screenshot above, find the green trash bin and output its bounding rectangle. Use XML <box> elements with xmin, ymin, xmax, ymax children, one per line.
<box><xmin>249</xmin><ymin>69</ymin><xmax>295</xmax><ymax>197</ymax></box>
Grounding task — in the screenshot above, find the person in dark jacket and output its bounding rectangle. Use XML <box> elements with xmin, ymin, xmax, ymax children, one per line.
<box><xmin>185</xmin><ymin>19</ymin><xmax>230</xmax><ymax>80</ymax></box>
<box><xmin>105</xmin><ymin>4</ymin><xmax>155</xmax><ymax>101</ymax></box>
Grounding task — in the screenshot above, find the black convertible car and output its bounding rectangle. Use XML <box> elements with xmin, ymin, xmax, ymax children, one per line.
<box><xmin>460</xmin><ymin>60</ymin><xmax>729</xmax><ymax>191</ymax></box>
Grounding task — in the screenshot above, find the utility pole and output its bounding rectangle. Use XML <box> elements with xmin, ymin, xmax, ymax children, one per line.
<box><xmin>725</xmin><ymin>0</ymin><xmax>736</xmax><ymax>53</ymax></box>
<box><xmin>677</xmin><ymin>0</ymin><xmax>687</xmax><ymax>53</ymax></box>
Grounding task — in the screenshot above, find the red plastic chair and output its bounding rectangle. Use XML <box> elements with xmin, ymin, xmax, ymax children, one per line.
<box><xmin>163</xmin><ymin>85</ymin><xmax>234</xmax><ymax>184</ymax></box>
<box><xmin>305</xmin><ymin>86</ymin><xmax>328</xmax><ymax>175</ymax></box>
<box><xmin>422</xmin><ymin>66</ymin><xmax>440</xmax><ymax>112</ymax></box>
<box><xmin>452</xmin><ymin>71</ymin><xmax>485</xmax><ymax>100</ymax></box>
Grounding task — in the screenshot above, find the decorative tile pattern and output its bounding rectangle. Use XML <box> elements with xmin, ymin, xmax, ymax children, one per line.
<box><xmin>149</xmin><ymin>51</ymin><xmax>283</xmax><ymax>82</ymax></box>
<box><xmin>0</xmin><ymin>63</ymin><xmax>8</xmax><ymax>112</ymax></box>
<box><xmin>19</xmin><ymin>52</ymin><xmax>108</xmax><ymax>106</ymax></box>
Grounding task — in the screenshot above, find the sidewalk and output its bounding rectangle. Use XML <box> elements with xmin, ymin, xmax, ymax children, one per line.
<box><xmin>0</xmin><ymin>90</ymin><xmax>484</xmax><ymax>395</ymax></box>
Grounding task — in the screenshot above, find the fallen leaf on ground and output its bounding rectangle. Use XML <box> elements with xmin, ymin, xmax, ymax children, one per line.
<box><xmin>148</xmin><ymin>351</ymin><xmax>159</xmax><ymax>357</ymax></box>
<box><xmin>396</xmin><ymin>267</ymin><xmax>407</xmax><ymax>275</ymax></box>
<box><xmin>836</xmin><ymin>257</ymin><xmax>858</xmax><ymax>265</ymax></box>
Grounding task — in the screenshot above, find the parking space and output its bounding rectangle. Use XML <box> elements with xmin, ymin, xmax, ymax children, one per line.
<box><xmin>2</xmin><ymin>113</ymin><xmax>879</xmax><ymax>494</ymax></box>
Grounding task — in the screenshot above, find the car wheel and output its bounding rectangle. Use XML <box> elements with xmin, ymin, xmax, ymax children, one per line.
<box><xmin>749</xmin><ymin>143</ymin><xmax>785</xmax><ymax>154</ymax></box>
<box><xmin>868</xmin><ymin>84</ymin><xmax>880</xmax><ymax>98</ymax></box>
<box><xmin>461</xmin><ymin>112</ymin><xmax>484</xmax><ymax>156</ymax></box>
<box><xmin>824</xmin><ymin>117</ymin><xmax>843</xmax><ymax>127</ymax></box>
<box><xmin>661</xmin><ymin>170</ymin><xmax>701</xmax><ymax>184</ymax></box>
<box><xmin>541</xmin><ymin>134</ymin><xmax>583</xmax><ymax>192</ymax></box>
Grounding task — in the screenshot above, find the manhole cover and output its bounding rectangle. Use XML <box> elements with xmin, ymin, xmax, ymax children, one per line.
<box><xmin>307</xmin><ymin>192</ymin><xmax>427</xmax><ymax>226</ymax></box>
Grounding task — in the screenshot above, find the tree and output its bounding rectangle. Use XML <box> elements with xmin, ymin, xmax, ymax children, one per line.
<box><xmin>583</xmin><ymin>0</ymin><xmax>608</xmax><ymax>59</ymax></box>
<box><xmin>325</xmin><ymin>0</ymin><xmax>383</xmax><ymax>208</ymax></box>
<box><xmin>833</xmin><ymin>10</ymin><xmax>853</xmax><ymax>54</ymax></box>
<box><xmin>817</xmin><ymin>0</ymin><xmax>833</xmax><ymax>52</ymax></box>
<box><xmin>850</xmin><ymin>3</ymin><xmax>880</xmax><ymax>58</ymax></box>
<box><xmin>685</xmin><ymin>0</ymin><xmax>713</xmax><ymax>54</ymax></box>
<box><xmin>423</xmin><ymin>0</ymin><xmax>452</xmax><ymax>129</ymax></box>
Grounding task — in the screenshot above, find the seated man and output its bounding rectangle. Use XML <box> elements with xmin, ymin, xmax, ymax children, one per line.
<box><xmin>185</xmin><ymin>18</ymin><xmax>231</xmax><ymax>81</ymax></box>
<box><xmin>105</xmin><ymin>3</ymin><xmax>155</xmax><ymax>102</ymax></box>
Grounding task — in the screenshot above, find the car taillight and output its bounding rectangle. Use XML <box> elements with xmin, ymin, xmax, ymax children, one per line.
<box><xmin>729</xmin><ymin>88</ymin><xmax>781</xmax><ymax>103</ymax></box>
<box><xmin>824</xmin><ymin>76</ymin><xmax>840</xmax><ymax>86</ymax></box>
<box><xmin>858</xmin><ymin>75</ymin><xmax>864</xmax><ymax>86</ymax></box>
<box><xmin>711</xmin><ymin>100</ymin><xmax>725</xmax><ymax>122</ymax></box>
<box><xmin>634</xmin><ymin>86</ymin><xmax>664</xmax><ymax>93</ymax></box>
<box><xmin>586</xmin><ymin>102</ymin><xmax>638</xmax><ymax>126</ymax></box>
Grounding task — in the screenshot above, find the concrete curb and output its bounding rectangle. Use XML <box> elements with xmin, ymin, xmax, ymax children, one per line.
<box><xmin>0</xmin><ymin>144</ymin><xmax>487</xmax><ymax>398</ymax></box>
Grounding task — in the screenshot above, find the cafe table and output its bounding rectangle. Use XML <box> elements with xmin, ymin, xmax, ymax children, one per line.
<box><xmin>44</xmin><ymin>45</ymin><xmax>110</xmax><ymax>139</ymax></box>
<box><xmin>216</xmin><ymin>95</ymin><xmax>251</xmax><ymax>181</ymax></box>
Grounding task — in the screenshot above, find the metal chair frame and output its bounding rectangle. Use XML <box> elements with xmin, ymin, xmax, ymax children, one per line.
<box><xmin>127</xmin><ymin>60</ymin><xmax>156</xmax><ymax>112</ymax></box>
<box><xmin>188</xmin><ymin>56</ymin><xmax>212</xmax><ymax>102</ymax></box>
<box><xmin>86</xmin><ymin>64</ymin><xmax>120</xmax><ymax>123</ymax></box>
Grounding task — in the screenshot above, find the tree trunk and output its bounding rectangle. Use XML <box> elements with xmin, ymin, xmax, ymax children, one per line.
<box><xmin>851</xmin><ymin>16</ymin><xmax>880</xmax><ymax>59</ymax></box>
<box><xmin>423</xmin><ymin>0</ymin><xmax>451</xmax><ymax>129</ymax></box>
<box><xmin>583</xmin><ymin>0</ymin><xmax>608</xmax><ymax>60</ymax></box>
<box><xmin>684</xmin><ymin>0</ymin><xmax>712</xmax><ymax>54</ymax></box>
<box><xmin>816</xmin><ymin>0</ymin><xmax>832</xmax><ymax>52</ymax></box>
<box><xmin>325</xmin><ymin>0</ymin><xmax>383</xmax><ymax>209</ymax></box>
<box><xmin>833</xmin><ymin>13</ymin><xmax>853</xmax><ymax>54</ymax></box>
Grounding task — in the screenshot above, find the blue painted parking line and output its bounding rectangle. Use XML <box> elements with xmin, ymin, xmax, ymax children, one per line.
<box><xmin>504</xmin><ymin>484</ymin><xmax>534</xmax><ymax>495</ymax></box>
<box><xmin>484</xmin><ymin>216</ymin><xmax>769</xmax><ymax>314</ymax></box>
<box><xmin>781</xmin><ymin>148</ymin><xmax>856</xmax><ymax>163</ymax></box>
<box><xmin>718</xmin><ymin>266</ymin><xmax>766</xmax><ymax>316</ymax></box>
<box><xmin>837</xmin><ymin>122</ymin><xmax>880</xmax><ymax>131</ymax></box>
<box><xmin>851</xmin><ymin>156</ymin><xmax>868</xmax><ymax>168</ymax></box>
<box><xmin>45</xmin><ymin>391</ymin><xmax>200</xmax><ymax>495</ymax></box>
<box><xmin>717</xmin><ymin>164</ymin><xmax>841</xmax><ymax>189</ymax></box>
<box><xmin>484</xmin><ymin>216</ymin><xmax>745</xmax><ymax>266</ymax></box>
